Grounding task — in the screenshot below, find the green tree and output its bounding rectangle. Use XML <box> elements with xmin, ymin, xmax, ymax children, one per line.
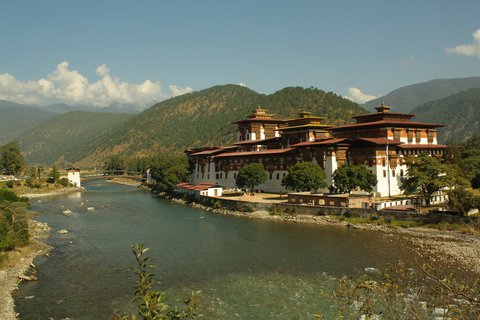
<box><xmin>104</xmin><ymin>155</ymin><xmax>126</xmax><ymax>175</ymax></box>
<box><xmin>235</xmin><ymin>163</ymin><xmax>267</xmax><ymax>193</ymax></box>
<box><xmin>0</xmin><ymin>141</ymin><xmax>25</xmax><ymax>176</ymax></box>
<box><xmin>281</xmin><ymin>162</ymin><xmax>327</xmax><ymax>192</ymax></box>
<box><xmin>332</xmin><ymin>164</ymin><xmax>377</xmax><ymax>194</ymax></box>
<box><xmin>150</xmin><ymin>156</ymin><xmax>189</xmax><ymax>193</ymax></box>
<box><xmin>47</xmin><ymin>166</ymin><xmax>60</xmax><ymax>184</ymax></box>
<box><xmin>447</xmin><ymin>187</ymin><xmax>480</xmax><ymax>215</ymax></box>
<box><xmin>400</xmin><ymin>155</ymin><xmax>451</xmax><ymax>206</ymax></box>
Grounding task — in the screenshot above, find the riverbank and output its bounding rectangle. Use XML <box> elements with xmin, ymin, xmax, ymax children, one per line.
<box><xmin>169</xmin><ymin>196</ymin><xmax>480</xmax><ymax>275</ymax></box>
<box><xmin>0</xmin><ymin>219</ymin><xmax>51</xmax><ymax>320</ymax></box>
<box><xmin>106</xmin><ymin>177</ymin><xmax>141</xmax><ymax>187</ymax></box>
<box><xmin>20</xmin><ymin>187</ymin><xmax>84</xmax><ymax>199</ymax></box>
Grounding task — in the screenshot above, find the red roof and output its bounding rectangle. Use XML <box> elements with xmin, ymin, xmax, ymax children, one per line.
<box><xmin>214</xmin><ymin>148</ymin><xmax>295</xmax><ymax>158</ymax></box>
<box><xmin>397</xmin><ymin>143</ymin><xmax>448</xmax><ymax>149</ymax></box>
<box><xmin>355</xmin><ymin>138</ymin><xmax>402</xmax><ymax>145</ymax></box>
<box><xmin>332</xmin><ymin>120</ymin><xmax>446</xmax><ymax>131</ymax></box>
<box><xmin>189</xmin><ymin>146</ymin><xmax>237</xmax><ymax>156</ymax></box>
<box><xmin>234</xmin><ymin>137</ymin><xmax>280</xmax><ymax>145</ymax></box>
<box><xmin>353</xmin><ymin>111</ymin><xmax>415</xmax><ymax>119</ymax></box>
<box><xmin>176</xmin><ymin>182</ymin><xmax>219</xmax><ymax>191</ymax></box>
<box><xmin>291</xmin><ymin>138</ymin><xmax>349</xmax><ymax>147</ymax></box>
<box><xmin>231</xmin><ymin>118</ymin><xmax>287</xmax><ymax>124</ymax></box>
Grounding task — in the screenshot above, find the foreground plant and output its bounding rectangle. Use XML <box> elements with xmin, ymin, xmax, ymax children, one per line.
<box><xmin>333</xmin><ymin>261</ymin><xmax>480</xmax><ymax>319</ymax></box>
<box><xmin>113</xmin><ymin>244</ymin><xmax>200</xmax><ymax>320</ymax></box>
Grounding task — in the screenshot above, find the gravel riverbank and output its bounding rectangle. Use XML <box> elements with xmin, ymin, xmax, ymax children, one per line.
<box><xmin>0</xmin><ymin>220</ymin><xmax>51</xmax><ymax>320</ymax></box>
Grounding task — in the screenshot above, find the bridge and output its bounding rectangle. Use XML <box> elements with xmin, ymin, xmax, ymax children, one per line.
<box><xmin>81</xmin><ymin>173</ymin><xmax>143</xmax><ymax>182</ymax></box>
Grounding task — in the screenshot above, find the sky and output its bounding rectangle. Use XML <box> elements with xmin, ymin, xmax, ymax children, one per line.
<box><xmin>0</xmin><ymin>0</ymin><xmax>479</xmax><ymax>108</ymax></box>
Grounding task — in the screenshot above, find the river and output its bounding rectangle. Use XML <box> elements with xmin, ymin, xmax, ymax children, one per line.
<box><xmin>15</xmin><ymin>180</ymin><xmax>422</xmax><ymax>319</ymax></box>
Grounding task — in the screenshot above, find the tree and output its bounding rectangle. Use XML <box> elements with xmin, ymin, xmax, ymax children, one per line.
<box><xmin>332</xmin><ymin>164</ymin><xmax>377</xmax><ymax>194</ymax></box>
<box><xmin>400</xmin><ymin>155</ymin><xmax>451</xmax><ymax>206</ymax></box>
<box><xmin>104</xmin><ymin>155</ymin><xmax>126</xmax><ymax>175</ymax></box>
<box><xmin>47</xmin><ymin>166</ymin><xmax>60</xmax><ymax>184</ymax></box>
<box><xmin>281</xmin><ymin>162</ymin><xmax>327</xmax><ymax>192</ymax></box>
<box><xmin>150</xmin><ymin>156</ymin><xmax>189</xmax><ymax>193</ymax></box>
<box><xmin>447</xmin><ymin>187</ymin><xmax>480</xmax><ymax>215</ymax></box>
<box><xmin>235</xmin><ymin>163</ymin><xmax>267</xmax><ymax>193</ymax></box>
<box><xmin>0</xmin><ymin>141</ymin><xmax>25</xmax><ymax>176</ymax></box>
<box><xmin>472</xmin><ymin>172</ymin><xmax>480</xmax><ymax>189</ymax></box>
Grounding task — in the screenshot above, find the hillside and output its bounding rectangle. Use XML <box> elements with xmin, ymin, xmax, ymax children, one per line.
<box><xmin>413</xmin><ymin>88</ymin><xmax>480</xmax><ymax>143</ymax></box>
<box><xmin>0</xmin><ymin>100</ymin><xmax>56</xmax><ymax>146</ymax></box>
<box><xmin>75</xmin><ymin>85</ymin><xmax>366</xmax><ymax>166</ymax></box>
<box><xmin>17</xmin><ymin>111</ymin><xmax>133</xmax><ymax>165</ymax></box>
<box><xmin>363</xmin><ymin>77</ymin><xmax>480</xmax><ymax>113</ymax></box>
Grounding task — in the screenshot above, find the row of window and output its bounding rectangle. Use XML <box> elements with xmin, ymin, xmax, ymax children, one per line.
<box><xmin>382</xmin><ymin>169</ymin><xmax>404</xmax><ymax>178</ymax></box>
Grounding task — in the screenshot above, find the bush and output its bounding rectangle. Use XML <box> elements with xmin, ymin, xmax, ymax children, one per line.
<box><xmin>0</xmin><ymin>189</ymin><xmax>27</xmax><ymax>202</ymax></box>
<box><xmin>5</xmin><ymin>181</ymin><xmax>14</xmax><ymax>189</ymax></box>
<box><xmin>0</xmin><ymin>205</ymin><xmax>29</xmax><ymax>251</ymax></box>
<box><xmin>58</xmin><ymin>178</ymin><xmax>70</xmax><ymax>187</ymax></box>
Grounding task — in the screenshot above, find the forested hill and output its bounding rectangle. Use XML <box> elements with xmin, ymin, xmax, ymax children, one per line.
<box><xmin>77</xmin><ymin>85</ymin><xmax>366</xmax><ymax>166</ymax></box>
<box><xmin>413</xmin><ymin>88</ymin><xmax>480</xmax><ymax>143</ymax></box>
<box><xmin>363</xmin><ymin>77</ymin><xmax>480</xmax><ymax>113</ymax></box>
<box><xmin>17</xmin><ymin>111</ymin><xmax>133</xmax><ymax>166</ymax></box>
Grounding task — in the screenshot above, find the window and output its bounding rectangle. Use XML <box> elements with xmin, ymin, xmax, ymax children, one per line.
<box><xmin>276</xmin><ymin>173</ymin><xmax>280</xmax><ymax>180</ymax></box>
<box><xmin>392</xmin><ymin>170</ymin><xmax>395</xmax><ymax>177</ymax></box>
<box><xmin>269</xmin><ymin>173</ymin><xmax>273</xmax><ymax>180</ymax></box>
<box><xmin>416</xmin><ymin>131</ymin><xmax>421</xmax><ymax>142</ymax></box>
<box><xmin>400</xmin><ymin>169</ymin><xmax>404</xmax><ymax>177</ymax></box>
<box><xmin>383</xmin><ymin>170</ymin><xmax>386</xmax><ymax>178</ymax></box>
<box><xmin>234</xmin><ymin>173</ymin><xmax>237</xmax><ymax>179</ymax></box>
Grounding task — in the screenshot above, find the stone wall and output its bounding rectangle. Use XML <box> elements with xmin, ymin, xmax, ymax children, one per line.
<box><xmin>200</xmin><ymin>195</ymin><xmax>480</xmax><ymax>225</ymax></box>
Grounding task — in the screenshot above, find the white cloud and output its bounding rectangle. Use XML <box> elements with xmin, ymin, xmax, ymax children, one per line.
<box><xmin>446</xmin><ymin>29</ymin><xmax>480</xmax><ymax>57</ymax></box>
<box><xmin>344</xmin><ymin>87</ymin><xmax>377</xmax><ymax>104</ymax></box>
<box><xmin>0</xmin><ymin>61</ymin><xmax>193</xmax><ymax>108</ymax></box>
<box><xmin>237</xmin><ymin>82</ymin><xmax>247</xmax><ymax>87</ymax></box>
<box><xmin>169</xmin><ymin>84</ymin><xmax>193</xmax><ymax>97</ymax></box>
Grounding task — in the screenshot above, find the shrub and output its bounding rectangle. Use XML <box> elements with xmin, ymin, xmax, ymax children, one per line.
<box><xmin>5</xmin><ymin>181</ymin><xmax>14</xmax><ymax>189</ymax></box>
<box><xmin>58</xmin><ymin>178</ymin><xmax>70</xmax><ymax>187</ymax></box>
<box><xmin>112</xmin><ymin>244</ymin><xmax>199</xmax><ymax>320</ymax></box>
<box><xmin>0</xmin><ymin>189</ymin><xmax>27</xmax><ymax>202</ymax></box>
<box><xmin>0</xmin><ymin>205</ymin><xmax>29</xmax><ymax>251</ymax></box>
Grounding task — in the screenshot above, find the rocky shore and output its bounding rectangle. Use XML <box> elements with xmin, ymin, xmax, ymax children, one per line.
<box><xmin>0</xmin><ymin>220</ymin><xmax>51</xmax><ymax>320</ymax></box>
<box><xmin>169</xmin><ymin>196</ymin><xmax>480</xmax><ymax>275</ymax></box>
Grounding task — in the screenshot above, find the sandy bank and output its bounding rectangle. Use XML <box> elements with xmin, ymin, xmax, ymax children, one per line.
<box><xmin>0</xmin><ymin>220</ymin><xmax>51</xmax><ymax>320</ymax></box>
<box><xmin>106</xmin><ymin>177</ymin><xmax>141</xmax><ymax>187</ymax></box>
<box><xmin>20</xmin><ymin>187</ymin><xmax>84</xmax><ymax>199</ymax></box>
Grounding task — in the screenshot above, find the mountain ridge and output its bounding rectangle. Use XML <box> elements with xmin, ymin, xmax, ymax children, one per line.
<box><xmin>363</xmin><ymin>77</ymin><xmax>480</xmax><ymax>113</ymax></box>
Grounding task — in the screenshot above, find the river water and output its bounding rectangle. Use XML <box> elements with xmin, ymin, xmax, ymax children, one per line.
<box><xmin>16</xmin><ymin>180</ymin><xmax>421</xmax><ymax>319</ymax></box>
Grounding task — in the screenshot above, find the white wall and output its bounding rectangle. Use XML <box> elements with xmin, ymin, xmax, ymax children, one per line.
<box><xmin>67</xmin><ymin>171</ymin><xmax>81</xmax><ymax>187</ymax></box>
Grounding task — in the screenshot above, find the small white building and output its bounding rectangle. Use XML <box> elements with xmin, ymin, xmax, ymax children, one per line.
<box><xmin>66</xmin><ymin>168</ymin><xmax>81</xmax><ymax>187</ymax></box>
<box><xmin>176</xmin><ymin>182</ymin><xmax>223</xmax><ymax>199</ymax></box>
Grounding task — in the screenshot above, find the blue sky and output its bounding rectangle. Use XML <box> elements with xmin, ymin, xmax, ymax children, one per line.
<box><xmin>0</xmin><ymin>0</ymin><xmax>479</xmax><ymax>107</ymax></box>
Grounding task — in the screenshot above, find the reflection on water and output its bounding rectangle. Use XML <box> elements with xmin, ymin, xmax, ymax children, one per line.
<box><xmin>16</xmin><ymin>180</ymin><xmax>419</xmax><ymax>319</ymax></box>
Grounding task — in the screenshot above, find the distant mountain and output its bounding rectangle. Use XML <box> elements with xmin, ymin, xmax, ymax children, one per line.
<box><xmin>74</xmin><ymin>85</ymin><xmax>366</xmax><ymax>166</ymax></box>
<box><xmin>413</xmin><ymin>88</ymin><xmax>480</xmax><ymax>143</ymax></box>
<box><xmin>0</xmin><ymin>100</ymin><xmax>56</xmax><ymax>146</ymax></box>
<box><xmin>17</xmin><ymin>111</ymin><xmax>133</xmax><ymax>165</ymax></box>
<box><xmin>364</xmin><ymin>77</ymin><xmax>480</xmax><ymax>113</ymax></box>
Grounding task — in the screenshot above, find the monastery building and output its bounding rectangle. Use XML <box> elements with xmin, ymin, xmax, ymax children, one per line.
<box><xmin>186</xmin><ymin>105</ymin><xmax>447</xmax><ymax>197</ymax></box>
